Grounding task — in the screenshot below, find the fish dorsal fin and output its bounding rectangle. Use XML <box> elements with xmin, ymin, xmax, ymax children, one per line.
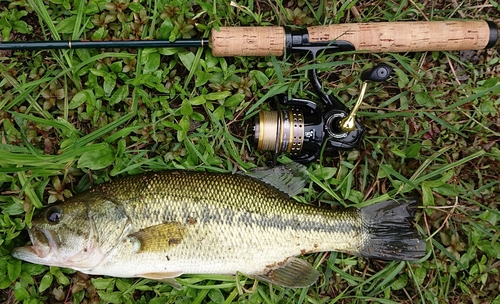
<box><xmin>127</xmin><ymin>222</ymin><xmax>187</xmax><ymax>253</ymax></box>
<box><xmin>243</xmin><ymin>162</ymin><xmax>309</xmax><ymax>197</ymax></box>
<box><xmin>253</xmin><ymin>257</ymin><xmax>319</xmax><ymax>288</ymax></box>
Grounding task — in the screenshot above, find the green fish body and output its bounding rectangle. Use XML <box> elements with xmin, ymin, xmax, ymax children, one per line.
<box><xmin>12</xmin><ymin>164</ymin><xmax>425</xmax><ymax>288</ymax></box>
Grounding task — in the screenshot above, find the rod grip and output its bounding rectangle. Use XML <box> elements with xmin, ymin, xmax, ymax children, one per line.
<box><xmin>211</xmin><ymin>27</ymin><xmax>285</xmax><ymax>57</ymax></box>
<box><xmin>307</xmin><ymin>20</ymin><xmax>498</xmax><ymax>52</ymax></box>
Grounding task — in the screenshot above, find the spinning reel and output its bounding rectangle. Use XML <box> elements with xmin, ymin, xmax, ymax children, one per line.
<box><xmin>253</xmin><ymin>33</ymin><xmax>392</xmax><ymax>163</ymax></box>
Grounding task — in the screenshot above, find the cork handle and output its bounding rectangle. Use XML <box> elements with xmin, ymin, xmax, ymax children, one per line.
<box><xmin>307</xmin><ymin>20</ymin><xmax>496</xmax><ymax>52</ymax></box>
<box><xmin>210</xmin><ymin>21</ymin><xmax>496</xmax><ymax>56</ymax></box>
<box><xmin>211</xmin><ymin>27</ymin><xmax>285</xmax><ymax>57</ymax></box>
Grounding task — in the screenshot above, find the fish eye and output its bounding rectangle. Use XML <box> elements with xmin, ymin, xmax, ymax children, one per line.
<box><xmin>46</xmin><ymin>206</ymin><xmax>63</xmax><ymax>224</ymax></box>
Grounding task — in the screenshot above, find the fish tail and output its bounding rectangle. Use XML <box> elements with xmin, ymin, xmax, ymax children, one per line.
<box><xmin>359</xmin><ymin>198</ymin><xmax>426</xmax><ymax>261</ymax></box>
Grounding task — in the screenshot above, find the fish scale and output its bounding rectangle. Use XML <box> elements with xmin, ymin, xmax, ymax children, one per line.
<box><xmin>86</xmin><ymin>171</ymin><xmax>365</xmax><ymax>276</ymax></box>
<box><xmin>12</xmin><ymin>164</ymin><xmax>426</xmax><ymax>288</ymax></box>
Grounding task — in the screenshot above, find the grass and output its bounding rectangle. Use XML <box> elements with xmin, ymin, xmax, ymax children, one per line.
<box><xmin>1</xmin><ymin>0</ymin><xmax>500</xmax><ymax>303</ymax></box>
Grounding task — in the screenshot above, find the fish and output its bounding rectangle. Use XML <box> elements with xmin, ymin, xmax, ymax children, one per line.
<box><xmin>12</xmin><ymin>163</ymin><xmax>426</xmax><ymax>288</ymax></box>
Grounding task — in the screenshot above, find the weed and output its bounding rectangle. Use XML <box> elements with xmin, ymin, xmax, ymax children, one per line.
<box><xmin>0</xmin><ymin>0</ymin><xmax>499</xmax><ymax>303</ymax></box>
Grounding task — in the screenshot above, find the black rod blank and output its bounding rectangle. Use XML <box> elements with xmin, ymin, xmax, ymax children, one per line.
<box><xmin>0</xmin><ymin>38</ymin><xmax>209</xmax><ymax>50</ymax></box>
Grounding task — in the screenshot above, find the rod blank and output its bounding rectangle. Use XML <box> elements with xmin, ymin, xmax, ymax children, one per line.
<box><xmin>0</xmin><ymin>38</ymin><xmax>209</xmax><ymax>51</ymax></box>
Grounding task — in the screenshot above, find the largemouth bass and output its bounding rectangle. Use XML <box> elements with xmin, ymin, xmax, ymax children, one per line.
<box><xmin>12</xmin><ymin>164</ymin><xmax>425</xmax><ymax>288</ymax></box>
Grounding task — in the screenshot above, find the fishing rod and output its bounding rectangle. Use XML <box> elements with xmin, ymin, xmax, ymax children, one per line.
<box><xmin>1</xmin><ymin>21</ymin><xmax>497</xmax><ymax>54</ymax></box>
<box><xmin>2</xmin><ymin>20</ymin><xmax>498</xmax><ymax>162</ymax></box>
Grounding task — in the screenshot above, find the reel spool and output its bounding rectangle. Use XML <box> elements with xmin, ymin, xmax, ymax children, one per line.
<box><xmin>254</xmin><ymin>108</ymin><xmax>304</xmax><ymax>156</ymax></box>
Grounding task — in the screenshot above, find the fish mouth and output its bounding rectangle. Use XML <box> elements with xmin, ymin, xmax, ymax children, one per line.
<box><xmin>12</xmin><ymin>227</ymin><xmax>57</xmax><ymax>262</ymax></box>
<box><xmin>12</xmin><ymin>223</ymin><xmax>104</xmax><ymax>270</ymax></box>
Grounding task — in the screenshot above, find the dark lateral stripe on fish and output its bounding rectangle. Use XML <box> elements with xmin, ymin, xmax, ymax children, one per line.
<box><xmin>180</xmin><ymin>206</ymin><xmax>361</xmax><ymax>232</ymax></box>
<box><xmin>129</xmin><ymin>199</ymin><xmax>362</xmax><ymax>234</ymax></box>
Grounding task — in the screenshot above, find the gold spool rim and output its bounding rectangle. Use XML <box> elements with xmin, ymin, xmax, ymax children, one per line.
<box><xmin>255</xmin><ymin>111</ymin><xmax>264</xmax><ymax>151</ymax></box>
<box><xmin>256</xmin><ymin>111</ymin><xmax>280</xmax><ymax>152</ymax></box>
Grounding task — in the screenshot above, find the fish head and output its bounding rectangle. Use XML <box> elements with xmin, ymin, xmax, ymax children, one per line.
<box><xmin>12</xmin><ymin>194</ymin><xmax>127</xmax><ymax>271</ymax></box>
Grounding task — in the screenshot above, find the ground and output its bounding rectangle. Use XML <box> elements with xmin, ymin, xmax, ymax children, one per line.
<box><xmin>0</xmin><ymin>0</ymin><xmax>499</xmax><ymax>303</ymax></box>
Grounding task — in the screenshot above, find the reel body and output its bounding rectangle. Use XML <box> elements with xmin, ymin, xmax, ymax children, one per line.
<box><xmin>252</xmin><ymin>30</ymin><xmax>392</xmax><ymax>163</ymax></box>
<box><xmin>252</xmin><ymin>30</ymin><xmax>393</xmax><ymax>163</ymax></box>
<box><xmin>254</xmin><ymin>96</ymin><xmax>365</xmax><ymax>163</ymax></box>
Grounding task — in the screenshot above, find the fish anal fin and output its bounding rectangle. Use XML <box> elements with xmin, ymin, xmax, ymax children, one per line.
<box><xmin>128</xmin><ymin>222</ymin><xmax>187</xmax><ymax>253</ymax></box>
<box><xmin>254</xmin><ymin>257</ymin><xmax>319</xmax><ymax>288</ymax></box>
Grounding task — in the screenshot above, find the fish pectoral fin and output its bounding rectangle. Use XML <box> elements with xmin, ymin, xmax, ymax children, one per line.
<box><xmin>139</xmin><ymin>271</ymin><xmax>183</xmax><ymax>280</ymax></box>
<box><xmin>139</xmin><ymin>272</ymin><xmax>183</xmax><ymax>289</ymax></box>
<box><xmin>253</xmin><ymin>257</ymin><xmax>319</xmax><ymax>288</ymax></box>
<box><xmin>127</xmin><ymin>222</ymin><xmax>187</xmax><ymax>253</ymax></box>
